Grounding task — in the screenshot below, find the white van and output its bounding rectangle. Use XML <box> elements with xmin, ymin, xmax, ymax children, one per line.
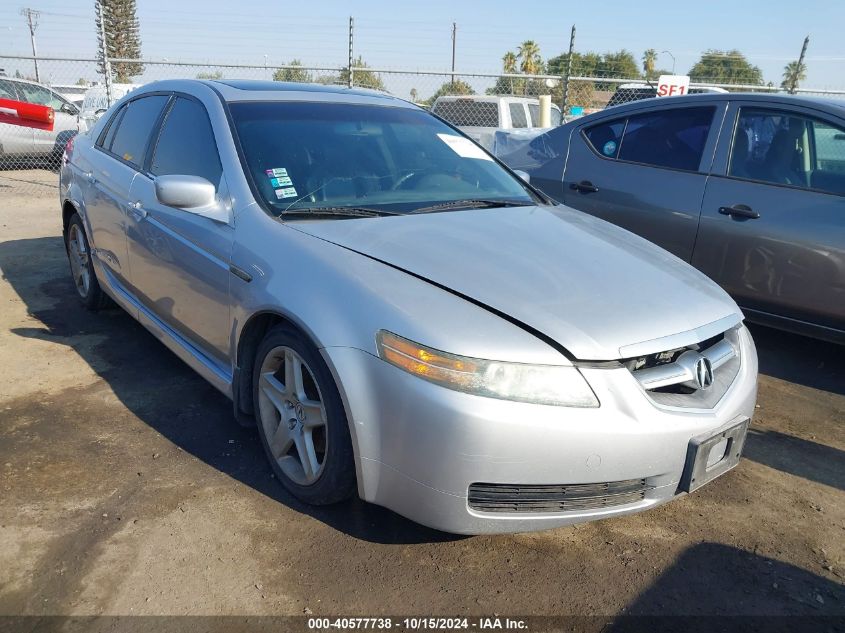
<box><xmin>431</xmin><ymin>95</ymin><xmax>562</xmax><ymax>149</ymax></box>
<box><xmin>79</xmin><ymin>83</ymin><xmax>141</xmax><ymax>128</ymax></box>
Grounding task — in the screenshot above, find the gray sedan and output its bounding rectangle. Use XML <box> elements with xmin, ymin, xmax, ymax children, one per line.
<box><xmin>498</xmin><ymin>93</ymin><xmax>845</xmax><ymax>344</ymax></box>
<box><xmin>60</xmin><ymin>80</ymin><xmax>757</xmax><ymax>534</ymax></box>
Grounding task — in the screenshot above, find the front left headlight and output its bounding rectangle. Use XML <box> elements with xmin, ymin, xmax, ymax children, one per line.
<box><xmin>376</xmin><ymin>330</ymin><xmax>599</xmax><ymax>407</ymax></box>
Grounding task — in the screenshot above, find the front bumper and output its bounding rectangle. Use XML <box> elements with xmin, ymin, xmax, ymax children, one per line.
<box><xmin>323</xmin><ymin>326</ymin><xmax>758</xmax><ymax>535</ymax></box>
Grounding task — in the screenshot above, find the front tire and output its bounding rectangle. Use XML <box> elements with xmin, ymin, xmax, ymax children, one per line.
<box><xmin>252</xmin><ymin>324</ymin><xmax>356</xmax><ymax>505</ymax></box>
<box><xmin>65</xmin><ymin>213</ymin><xmax>110</xmax><ymax>310</ymax></box>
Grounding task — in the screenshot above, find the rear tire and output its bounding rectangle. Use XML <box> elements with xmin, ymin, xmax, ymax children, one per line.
<box><xmin>65</xmin><ymin>213</ymin><xmax>111</xmax><ymax>311</ymax></box>
<box><xmin>252</xmin><ymin>324</ymin><xmax>356</xmax><ymax>505</ymax></box>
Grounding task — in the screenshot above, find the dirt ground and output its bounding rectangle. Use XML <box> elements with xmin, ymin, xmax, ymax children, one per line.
<box><xmin>0</xmin><ymin>171</ymin><xmax>843</xmax><ymax>619</ymax></box>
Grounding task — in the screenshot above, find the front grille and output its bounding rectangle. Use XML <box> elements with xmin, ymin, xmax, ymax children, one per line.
<box><xmin>626</xmin><ymin>326</ymin><xmax>742</xmax><ymax>409</ymax></box>
<box><xmin>468</xmin><ymin>479</ymin><xmax>650</xmax><ymax>513</ymax></box>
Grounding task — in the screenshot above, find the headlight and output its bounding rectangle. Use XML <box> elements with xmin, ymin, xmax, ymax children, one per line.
<box><xmin>376</xmin><ymin>330</ymin><xmax>598</xmax><ymax>407</ymax></box>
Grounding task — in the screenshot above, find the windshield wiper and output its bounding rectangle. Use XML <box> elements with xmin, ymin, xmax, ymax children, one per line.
<box><xmin>410</xmin><ymin>199</ymin><xmax>534</xmax><ymax>214</ymax></box>
<box><xmin>279</xmin><ymin>206</ymin><xmax>400</xmax><ymax>219</ymax></box>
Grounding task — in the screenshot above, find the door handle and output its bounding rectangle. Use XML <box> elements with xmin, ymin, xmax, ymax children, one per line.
<box><xmin>570</xmin><ymin>180</ymin><xmax>599</xmax><ymax>194</ymax></box>
<box><xmin>718</xmin><ymin>204</ymin><xmax>760</xmax><ymax>220</ymax></box>
<box><xmin>128</xmin><ymin>201</ymin><xmax>147</xmax><ymax>220</ymax></box>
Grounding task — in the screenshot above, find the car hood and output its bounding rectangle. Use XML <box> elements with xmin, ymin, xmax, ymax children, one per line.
<box><xmin>292</xmin><ymin>205</ymin><xmax>741</xmax><ymax>361</ymax></box>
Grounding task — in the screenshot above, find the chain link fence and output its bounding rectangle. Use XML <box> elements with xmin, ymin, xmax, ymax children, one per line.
<box><xmin>2</xmin><ymin>52</ymin><xmax>844</xmax><ymax>195</ymax></box>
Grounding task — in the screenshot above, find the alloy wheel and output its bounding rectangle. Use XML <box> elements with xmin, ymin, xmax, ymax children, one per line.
<box><xmin>67</xmin><ymin>223</ymin><xmax>91</xmax><ymax>298</ymax></box>
<box><xmin>256</xmin><ymin>345</ymin><xmax>329</xmax><ymax>486</ymax></box>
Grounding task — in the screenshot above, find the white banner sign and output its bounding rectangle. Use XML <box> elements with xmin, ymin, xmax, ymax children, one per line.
<box><xmin>657</xmin><ymin>75</ymin><xmax>691</xmax><ymax>97</ymax></box>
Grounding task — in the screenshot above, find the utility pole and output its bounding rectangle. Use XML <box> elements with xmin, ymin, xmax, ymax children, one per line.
<box><xmin>20</xmin><ymin>8</ymin><xmax>40</xmax><ymax>82</ymax></box>
<box><xmin>450</xmin><ymin>22</ymin><xmax>457</xmax><ymax>88</ymax></box>
<box><xmin>561</xmin><ymin>24</ymin><xmax>575</xmax><ymax>116</ymax></box>
<box><xmin>790</xmin><ymin>35</ymin><xmax>810</xmax><ymax>94</ymax></box>
<box><xmin>347</xmin><ymin>16</ymin><xmax>354</xmax><ymax>88</ymax></box>
<box><xmin>96</xmin><ymin>1</ymin><xmax>113</xmax><ymax>107</ymax></box>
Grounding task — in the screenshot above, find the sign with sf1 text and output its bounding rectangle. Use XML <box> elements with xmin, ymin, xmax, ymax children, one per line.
<box><xmin>657</xmin><ymin>74</ymin><xmax>691</xmax><ymax>97</ymax></box>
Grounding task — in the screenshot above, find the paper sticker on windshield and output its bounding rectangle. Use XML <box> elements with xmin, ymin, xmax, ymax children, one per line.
<box><xmin>270</xmin><ymin>176</ymin><xmax>293</xmax><ymax>188</ymax></box>
<box><xmin>265</xmin><ymin>168</ymin><xmax>289</xmax><ymax>178</ymax></box>
<box><xmin>602</xmin><ymin>140</ymin><xmax>617</xmax><ymax>156</ymax></box>
<box><xmin>275</xmin><ymin>187</ymin><xmax>298</xmax><ymax>199</ymax></box>
<box><xmin>436</xmin><ymin>134</ymin><xmax>492</xmax><ymax>161</ymax></box>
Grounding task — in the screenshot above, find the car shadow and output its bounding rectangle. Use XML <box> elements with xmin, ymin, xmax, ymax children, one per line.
<box><xmin>748</xmin><ymin>323</ymin><xmax>845</xmax><ymax>397</ymax></box>
<box><xmin>610</xmin><ymin>542</ymin><xmax>844</xmax><ymax>623</ymax></box>
<box><xmin>0</xmin><ymin>236</ymin><xmax>460</xmax><ymax>545</ymax></box>
<box><xmin>744</xmin><ymin>428</ymin><xmax>844</xmax><ymax>492</ymax></box>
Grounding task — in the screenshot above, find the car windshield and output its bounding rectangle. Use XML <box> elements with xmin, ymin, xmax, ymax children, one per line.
<box><xmin>229</xmin><ymin>101</ymin><xmax>537</xmax><ymax>216</ymax></box>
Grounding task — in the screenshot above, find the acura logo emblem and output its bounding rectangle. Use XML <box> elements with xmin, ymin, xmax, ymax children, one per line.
<box><xmin>694</xmin><ymin>357</ymin><xmax>714</xmax><ymax>390</ymax></box>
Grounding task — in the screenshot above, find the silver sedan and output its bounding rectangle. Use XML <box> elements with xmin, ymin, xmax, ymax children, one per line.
<box><xmin>59</xmin><ymin>80</ymin><xmax>757</xmax><ymax>534</ymax></box>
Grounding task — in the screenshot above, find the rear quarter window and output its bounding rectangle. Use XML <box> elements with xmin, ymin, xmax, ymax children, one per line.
<box><xmin>584</xmin><ymin>119</ymin><xmax>626</xmax><ymax>158</ymax></box>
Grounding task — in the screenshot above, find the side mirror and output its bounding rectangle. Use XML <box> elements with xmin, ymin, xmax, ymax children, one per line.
<box><xmin>154</xmin><ymin>175</ymin><xmax>228</xmax><ymax>222</ymax></box>
<box><xmin>61</xmin><ymin>102</ymin><xmax>79</xmax><ymax>115</ymax></box>
<box><xmin>513</xmin><ymin>169</ymin><xmax>531</xmax><ymax>184</ymax></box>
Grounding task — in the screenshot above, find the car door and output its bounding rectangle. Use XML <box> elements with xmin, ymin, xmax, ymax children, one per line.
<box><xmin>125</xmin><ymin>95</ymin><xmax>233</xmax><ymax>364</ymax></box>
<box><xmin>86</xmin><ymin>94</ymin><xmax>170</xmax><ymax>285</ymax></box>
<box><xmin>693</xmin><ymin>103</ymin><xmax>845</xmax><ymax>334</ymax></box>
<box><xmin>562</xmin><ymin>103</ymin><xmax>726</xmax><ymax>261</ymax></box>
<box><xmin>0</xmin><ymin>79</ymin><xmax>35</xmax><ymax>156</ymax></box>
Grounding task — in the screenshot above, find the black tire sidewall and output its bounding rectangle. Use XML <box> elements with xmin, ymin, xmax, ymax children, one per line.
<box><xmin>252</xmin><ymin>325</ymin><xmax>356</xmax><ymax>505</ymax></box>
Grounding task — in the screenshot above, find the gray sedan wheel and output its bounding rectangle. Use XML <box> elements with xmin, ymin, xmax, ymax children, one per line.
<box><xmin>65</xmin><ymin>213</ymin><xmax>110</xmax><ymax>310</ymax></box>
<box><xmin>252</xmin><ymin>325</ymin><xmax>356</xmax><ymax>504</ymax></box>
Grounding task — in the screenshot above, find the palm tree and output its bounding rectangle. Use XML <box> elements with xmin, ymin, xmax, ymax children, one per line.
<box><xmin>642</xmin><ymin>49</ymin><xmax>657</xmax><ymax>79</ymax></box>
<box><xmin>502</xmin><ymin>51</ymin><xmax>518</xmax><ymax>74</ymax></box>
<box><xmin>517</xmin><ymin>41</ymin><xmax>542</xmax><ymax>95</ymax></box>
<box><xmin>502</xmin><ymin>51</ymin><xmax>518</xmax><ymax>94</ymax></box>
<box><xmin>410</xmin><ymin>88</ymin><xmax>418</xmax><ymax>103</ymax></box>
<box><xmin>781</xmin><ymin>60</ymin><xmax>807</xmax><ymax>93</ymax></box>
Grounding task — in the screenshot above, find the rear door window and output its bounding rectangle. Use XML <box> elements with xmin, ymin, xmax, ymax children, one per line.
<box><xmin>108</xmin><ymin>95</ymin><xmax>170</xmax><ymax>168</ymax></box>
<box><xmin>618</xmin><ymin>107</ymin><xmax>714</xmax><ymax>171</ymax></box>
<box><xmin>149</xmin><ymin>97</ymin><xmax>222</xmax><ymax>188</ymax></box>
<box><xmin>509</xmin><ymin>103</ymin><xmax>528</xmax><ymax>128</ymax></box>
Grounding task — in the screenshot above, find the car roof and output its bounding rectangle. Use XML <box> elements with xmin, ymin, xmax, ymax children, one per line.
<box><xmin>594</xmin><ymin>92</ymin><xmax>845</xmax><ymax>119</ymax></box>
<box><xmin>126</xmin><ymin>78</ymin><xmax>415</xmax><ymax>109</ymax></box>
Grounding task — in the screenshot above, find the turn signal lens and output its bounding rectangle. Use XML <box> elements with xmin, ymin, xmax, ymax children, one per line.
<box><xmin>376</xmin><ymin>330</ymin><xmax>598</xmax><ymax>407</ymax></box>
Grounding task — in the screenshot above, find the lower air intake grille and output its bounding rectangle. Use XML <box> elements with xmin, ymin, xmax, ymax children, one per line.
<box><xmin>468</xmin><ymin>479</ymin><xmax>650</xmax><ymax>513</ymax></box>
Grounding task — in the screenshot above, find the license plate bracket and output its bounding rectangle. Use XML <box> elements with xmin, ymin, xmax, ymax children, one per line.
<box><xmin>678</xmin><ymin>418</ymin><xmax>749</xmax><ymax>493</ymax></box>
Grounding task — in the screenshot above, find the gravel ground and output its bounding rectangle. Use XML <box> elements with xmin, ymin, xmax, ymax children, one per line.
<box><xmin>0</xmin><ymin>171</ymin><xmax>843</xmax><ymax>620</ymax></box>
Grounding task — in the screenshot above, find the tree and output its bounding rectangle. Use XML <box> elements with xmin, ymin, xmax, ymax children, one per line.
<box><xmin>339</xmin><ymin>56</ymin><xmax>385</xmax><ymax>91</ymax></box>
<box><xmin>688</xmin><ymin>50</ymin><xmax>763</xmax><ymax>86</ymax></box>
<box><xmin>642</xmin><ymin>49</ymin><xmax>657</xmax><ymax>79</ymax></box>
<box><xmin>409</xmin><ymin>88</ymin><xmax>418</xmax><ymax>103</ymax></box>
<box><xmin>96</xmin><ymin>0</ymin><xmax>144</xmax><ymax>82</ymax></box>
<box><xmin>517</xmin><ymin>40</ymin><xmax>543</xmax><ymax>75</ymax></box>
<box><xmin>425</xmin><ymin>79</ymin><xmax>474</xmax><ymax>105</ymax></box>
<box><xmin>502</xmin><ymin>51</ymin><xmax>518</xmax><ymax>74</ymax></box>
<box><xmin>273</xmin><ymin>60</ymin><xmax>312</xmax><ymax>83</ymax></box>
<box><xmin>781</xmin><ymin>60</ymin><xmax>807</xmax><ymax>93</ymax></box>
<box><xmin>600</xmin><ymin>50</ymin><xmax>640</xmax><ymax>81</ymax></box>
<box><xmin>547</xmin><ymin>50</ymin><xmax>639</xmax><ymax>90</ymax></box>
<box><xmin>196</xmin><ymin>70</ymin><xmax>224</xmax><ymax>80</ymax></box>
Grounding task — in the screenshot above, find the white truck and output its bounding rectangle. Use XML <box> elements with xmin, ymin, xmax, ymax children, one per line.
<box><xmin>431</xmin><ymin>95</ymin><xmax>562</xmax><ymax>150</ymax></box>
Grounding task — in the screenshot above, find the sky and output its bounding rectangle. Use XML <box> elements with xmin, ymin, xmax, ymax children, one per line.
<box><xmin>1</xmin><ymin>0</ymin><xmax>844</xmax><ymax>96</ymax></box>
